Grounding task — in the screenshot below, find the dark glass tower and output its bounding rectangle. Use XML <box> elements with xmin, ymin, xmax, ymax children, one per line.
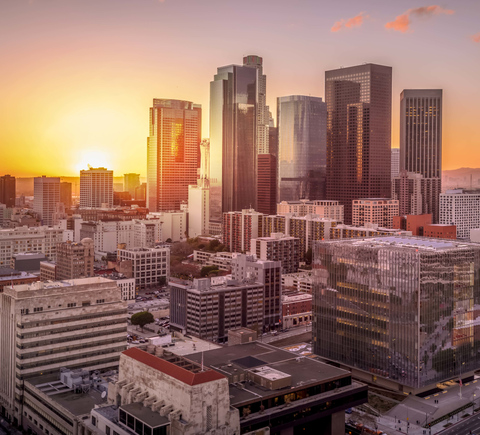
<box><xmin>325</xmin><ymin>64</ymin><xmax>392</xmax><ymax>224</ymax></box>
<box><xmin>0</xmin><ymin>175</ymin><xmax>16</xmax><ymax>207</ymax></box>
<box><xmin>400</xmin><ymin>89</ymin><xmax>442</xmax><ymax>222</ymax></box>
<box><xmin>209</xmin><ymin>64</ymin><xmax>257</xmax><ymax>230</ymax></box>
<box><xmin>277</xmin><ymin>96</ymin><xmax>327</xmax><ymax>202</ymax></box>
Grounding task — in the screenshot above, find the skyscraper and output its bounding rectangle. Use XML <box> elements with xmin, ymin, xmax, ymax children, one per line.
<box><xmin>33</xmin><ymin>176</ymin><xmax>60</xmax><ymax>226</ymax></box>
<box><xmin>123</xmin><ymin>173</ymin><xmax>140</xmax><ymax>197</ymax></box>
<box><xmin>79</xmin><ymin>167</ymin><xmax>113</xmax><ymax>208</ymax></box>
<box><xmin>325</xmin><ymin>64</ymin><xmax>392</xmax><ymax>224</ymax></box>
<box><xmin>147</xmin><ymin>99</ymin><xmax>201</xmax><ymax>212</ymax></box>
<box><xmin>257</xmin><ymin>154</ymin><xmax>277</xmax><ymax>215</ymax></box>
<box><xmin>0</xmin><ymin>175</ymin><xmax>16</xmax><ymax>207</ymax></box>
<box><xmin>391</xmin><ymin>148</ymin><xmax>400</xmax><ymax>179</ymax></box>
<box><xmin>60</xmin><ymin>181</ymin><xmax>72</xmax><ymax>209</ymax></box>
<box><xmin>210</xmin><ymin>62</ymin><xmax>258</xmax><ymax>231</ymax></box>
<box><xmin>277</xmin><ymin>96</ymin><xmax>327</xmax><ymax>202</ymax></box>
<box><xmin>243</xmin><ymin>55</ymin><xmax>270</xmax><ymax>154</ymax></box>
<box><xmin>400</xmin><ymin>89</ymin><xmax>442</xmax><ymax>222</ymax></box>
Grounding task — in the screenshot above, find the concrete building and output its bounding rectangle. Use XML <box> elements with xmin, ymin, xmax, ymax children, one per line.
<box><xmin>39</xmin><ymin>260</ymin><xmax>56</xmax><ymax>281</ymax></box>
<box><xmin>223</xmin><ymin>209</ymin><xmax>265</xmax><ymax>253</ymax></box>
<box><xmin>80</xmin><ymin>219</ymin><xmax>162</xmax><ymax>253</ymax></box>
<box><xmin>400</xmin><ymin>89</ymin><xmax>442</xmax><ymax>222</ymax></box>
<box><xmin>313</xmin><ymin>236</ymin><xmax>480</xmax><ymax>393</ymax></box>
<box><xmin>188</xmin><ymin>185</ymin><xmax>209</xmax><ymax>238</ymax></box>
<box><xmin>187</xmin><ymin>341</ymin><xmax>368</xmax><ymax>435</ymax></box>
<box><xmin>56</xmin><ymin>238</ymin><xmax>94</xmax><ymax>280</ymax></box>
<box><xmin>0</xmin><ymin>267</ymin><xmax>39</xmax><ymax>292</ymax></box>
<box><xmin>147</xmin><ymin>99</ymin><xmax>201</xmax><ymax>213</ymax></box>
<box><xmin>250</xmin><ymin>232</ymin><xmax>300</xmax><ymax>274</ymax></box>
<box><xmin>148</xmin><ymin>210</ymin><xmax>187</xmax><ymax>242</ymax></box>
<box><xmin>282</xmin><ymin>271</ymin><xmax>314</xmax><ymax>293</ymax></box>
<box><xmin>393</xmin><ymin>214</ymin><xmax>433</xmax><ymax>236</ymax></box>
<box><xmin>277</xmin><ymin>95</ymin><xmax>327</xmax><ymax>202</ymax></box>
<box><xmin>0</xmin><ymin>277</ymin><xmax>127</xmax><ymax>424</ymax></box>
<box><xmin>277</xmin><ymin>199</ymin><xmax>344</xmax><ymax>221</ymax></box>
<box><xmin>329</xmin><ymin>223</ymin><xmax>411</xmax><ymax>240</ymax></box>
<box><xmin>117</xmin><ymin>246</ymin><xmax>170</xmax><ymax>289</ymax></box>
<box><xmin>10</xmin><ymin>252</ymin><xmax>48</xmax><ymax>272</ymax></box>
<box><xmin>106</xmin><ymin>273</ymin><xmax>136</xmax><ymax>301</ymax></box>
<box><xmin>170</xmin><ymin>277</ymin><xmax>265</xmax><ymax>342</ymax></box>
<box><xmin>34</xmin><ymin>176</ymin><xmax>60</xmax><ymax>226</ymax></box>
<box><xmin>392</xmin><ymin>170</ymin><xmax>424</xmax><ymax>216</ymax></box>
<box><xmin>80</xmin><ymin>167</ymin><xmax>114</xmax><ymax>208</ymax></box>
<box><xmin>95</xmin><ymin>347</ymin><xmax>240</xmax><ymax>435</ymax></box>
<box><xmin>193</xmin><ymin>250</ymin><xmax>234</xmax><ymax>271</ymax></box>
<box><xmin>0</xmin><ymin>225</ymin><xmax>64</xmax><ymax>266</ymax></box>
<box><xmin>352</xmin><ymin>198</ymin><xmax>399</xmax><ymax>229</ymax></box>
<box><xmin>391</xmin><ymin>148</ymin><xmax>400</xmax><ymax>179</ymax></box>
<box><xmin>440</xmin><ymin>189</ymin><xmax>480</xmax><ymax>239</ymax></box>
<box><xmin>326</xmin><ymin>64</ymin><xmax>392</xmax><ymax>224</ymax></box>
<box><xmin>0</xmin><ymin>175</ymin><xmax>16</xmax><ymax>207</ymax></box>
<box><xmin>231</xmin><ymin>254</ymin><xmax>282</xmax><ymax>329</ymax></box>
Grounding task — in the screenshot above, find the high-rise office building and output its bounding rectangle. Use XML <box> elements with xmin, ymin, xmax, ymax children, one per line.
<box><xmin>391</xmin><ymin>148</ymin><xmax>400</xmax><ymax>179</ymax></box>
<box><xmin>243</xmin><ymin>55</ymin><xmax>270</xmax><ymax>154</ymax></box>
<box><xmin>257</xmin><ymin>154</ymin><xmax>277</xmax><ymax>215</ymax></box>
<box><xmin>79</xmin><ymin>167</ymin><xmax>113</xmax><ymax>208</ymax></box>
<box><xmin>147</xmin><ymin>99</ymin><xmax>201</xmax><ymax>212</ymax></box>
<box><xmin>325</xmin><ymin>64</ymin><xmax>392</xmax><ymax>224</ymax></box>
<box><xmin>277</xmin><ymin>96</ymin><xmax>327</xmax><ymax>202</ymax></box>
<box><xmin>210</xmin><ymin>59</ymin><xmax>258</xmax><ymax>230</ymax></box>
<box><xmin>400</xmin><ymin>89</ymin><xmax>442</xmax><ymax>223</ymax></box>
<box><xmin>313</xmin><ymin>236</ymin><xmax>480</xmax><ymax>392</ymax></box>
<box><xmin>392</xmin><ymin>170</ymin><xmax>424</xmax><ymax>216</ymax></box>
<box><xmin>0</xmin><ymin>175</ymin><xmax>16</xmax><ymax>207</ymax></box>
<box><xmin>60</xmin><ymin>181</ymin><xmax>72</xmax><ymax>209</ymax></box>
<box><xmin>440</xmin><ymin>188</ymin><xmax>480</xmax><ymax>239</ymax></box>
<box><xmin>123</xmin><ymin>173</ymin><xmax>140</xmax><ymax>197</ymax></box>
<box><xmin>33</xmin><ymin>176</ymin><xmax>60</xmax><ymax>226</ymax></box>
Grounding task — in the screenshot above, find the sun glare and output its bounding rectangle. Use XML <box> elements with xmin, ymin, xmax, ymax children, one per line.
<box><xmin>75</xmin><ymin>149</ymin><xmax>112</xmax><ymax>173</ymax></box>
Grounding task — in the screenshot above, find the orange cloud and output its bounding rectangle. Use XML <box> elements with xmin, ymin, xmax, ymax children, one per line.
<box><xmin>472</xmin><ymin>33</ymin><xmax>480</xmax><ymax>43</ymax></box>
<box><xmin>331</xmin><ymin>12</ymin><xmax>368</xmax><ymax>33</ymax></box>
<box><xmin>385</xmin><ymin>5</ymin><xmax>454</xmax><ymax>33</ymax></box>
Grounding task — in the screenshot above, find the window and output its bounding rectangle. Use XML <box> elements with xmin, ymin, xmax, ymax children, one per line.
<box><xmin>91</xmin><ymin>416</ymin><xmax>97</xmax><ymax>426</ymax></box>
<box><xmin>96</xmin><ymin>299</ymin><xmax>105</xmax><ymax>304</ymax></box>
<box><xmin>106</xmin><ymin>427</ymin><xmax>111</xmax><ymax>435</ymax></box>
<box><xmin>67</xmin><ymin>303</ymin><xmax>76</xmax><ymax>308</ymax></box>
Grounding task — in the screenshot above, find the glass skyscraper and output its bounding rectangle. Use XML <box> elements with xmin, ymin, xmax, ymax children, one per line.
<box><xmin>325</xmin><ymin>64</ymin><xmax>392</xmax><ymax>224</ymax></box>
<box><xmin>147</xmin><ymin>99</ymin><xmax>201</xmax><ymax>212</ymax></box>
<box><xmin>313</xmin><ymin>236</ymin><xmax>480</xmax><ymax>392</ymax></box>
<box><xmin>277</xmin><ymin>96</ymin><xmax>327</xmax><ymax>202</ymax></box>
<box><xmin>209</xmin><ymin>63</ymin><xmax>258</xmax><ymax>229</ymax></box>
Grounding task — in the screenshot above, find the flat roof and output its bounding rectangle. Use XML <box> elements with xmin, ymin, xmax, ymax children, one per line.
<box><xmin>11</xmin><ymin>276</ymin><xmax>115</xmax><ymax>291</ymax></box>
<box><xmin>121</xmin><ymin>402</ymin><xmax>170</xmax><ymax>428</ymax></box>
<box><xmin>185</xmin><ymin>342</ymin><xmax>350</xmax><ymax>406</ymax></box>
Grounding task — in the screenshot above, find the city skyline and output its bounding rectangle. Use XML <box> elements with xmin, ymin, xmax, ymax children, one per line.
<box><xmin>1</xmin><ymin>0</ymin><xmax>480</xmax><ymax>177</ymax></box>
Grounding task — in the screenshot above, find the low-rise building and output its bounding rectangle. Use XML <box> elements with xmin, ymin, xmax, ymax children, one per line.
<box><xmin>277</xmin><ymin>199</ymin><xmax>344</xmax><ymax>221</ymax></box>
<box><xmin>117</xmin><ymin>246</ymin><xmax>170</xmax><ymax>290</ymax></box>
<box><xmin>0</xmin><ymin>267</ymin><xmax>39</xmax><ymax>292</ymax></box>
<box><xmin>282</xmin><ymin>291</ymin><xmax>312</xmax><ymax>329</ymax></box>
<box><xmin>10</xmin><ymin>251</ymin><xmax>48</xmax><ymax>272</ymax></box>
<box><xmin>393</xmin><ymin>214</ymin><xmax>433</xmax><ymax>236</ymax></box>
<box><xmin>424</xmin><ymin>224</ymin><xmax>456</xmax><ymax>239</ymax></box>
<box><xmin>40</xmin><ymin>260</ymin><xmax>56</xmax><ymax>281</ymax></box>
<box><xmin>282</xmin><ymin>271</ymin><xmax>314</xmax><ymax>293</ymax></box>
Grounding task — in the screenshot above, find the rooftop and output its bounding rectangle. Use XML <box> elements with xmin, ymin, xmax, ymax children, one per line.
<box><xmin>121</xmin><ymin>402</ymin><xmax>170</xmax><ymax>428</ymax></box>
<box><xmin>9</xmin><ymin>276</ymin><xmax>115</xmax><ymax>292</ymax></box>
<box><xmin>186</xmin><ymin>341</ymin><xmax>351</xmax><ymax>406</ymax></box>
<box><xmin>122</xmin><ymin>348</ymin><xmax>226</xmax><ymax>386</ymax></box>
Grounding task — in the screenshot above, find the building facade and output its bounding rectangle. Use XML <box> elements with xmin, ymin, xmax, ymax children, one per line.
<box><xmin>392</xmin><ymin>170</ymin><xmax>424</xmax><ymax>216</ymax></box>
<box><xmin>0</xmin><ymin>277</ymin><xmax>127</xmax><ymax>424</ymax></box>
<box><xmin>352</xmin><ymin>198</ymin><xmax>399</xmax><ymax>229</ymax></box>
<box><xmin>147</xmin><ymin>99</ymin><xmax>201</xmax><ymax>212</ymax></box>
<box><xmin>0</xmin><ymin>175</ymin><xmax>16</xmax><ymax>207</ymax></box>
<box><xmin>391</xmin><ymin>148</ymin><xmax>400</xmax><ymax>179</ymax></box>
<box><xmin>277</xmin><ymin>199</ymin><xmax>344</xmax><ymax>222</ymax></box>
<box><xmin>277</xmin><ymin>95</ymin><xmax>327</xmax><ymax>202</ymax></box>
<box><xmin>325</xmin><ymin>64</ymin><xmax>392</xmax><ymax>224</ymax></box>
<box><xmin>257</xmin><ymin>153</ymin><xmax>277</xmax><ymax>215</ymax></box>
<box><xmin>440</xmin><ymin>189</ymin><xmax>480</xmax><ymax>239</ymax></box>
<box><xmin>80</xmin><ymin>167</ymin><xmax>113</xmax><ymax>208</ymax></box>
<box><xmin>223</xmin><ymin>209</ymin><xmax>265</xmax><ymax>253</ymax></box>
<box><xmin>56</xmin><ymin>238</ymin><xmax>95</xmax><ymax>280</ymax></box>
<box><xmin>400</xmin><ymin>89</ymin><xmax>443</xmax><ymax>222</ymax></box>
<box><xmin>313</xmin><ymin>236</ymin><xmax>480</xmax><ymax>392</ymax></box>
<box><xmin>210</xmin><ymin>60</ymin><xmax>258</xmax><ymax>228</ymax></box>
<box><xmin>34</xmin><ymin>176</ymin><xmax>60</xmax><ymax>226</ymax></box>
<box><xmin>250</xmin><ymin>233</ymin><xmax>300</xmax><ymax>274</ymax></box>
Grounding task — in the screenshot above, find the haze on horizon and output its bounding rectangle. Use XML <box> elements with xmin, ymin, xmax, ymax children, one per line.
<box><xmin>1</xmin><ymin>0</ymin><xmax>479</xmax><ymax>177</ymax></box>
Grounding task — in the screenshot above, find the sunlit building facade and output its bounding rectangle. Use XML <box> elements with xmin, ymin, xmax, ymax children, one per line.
<box><xmin>400</xmin><ymin>89</ymin><xmax>442</xmax><ymax>222</ymax></box>
<box><xmin>277</xmin><ymin>95</ymin><xmax>327</xmax><ymax>202</ymax></box>
<box><xmin>210</xmin><ymin>62</ymin><xmax>258</xmax><ymax>227</ymax></box>
<box><xmin>313</xmin><ymin>236</ymin><xmax>480</xmax><ymax>392</ymax></box>
<box><xmin>325</xmin><ymin>64</ymin><xmax>392</xmax><ymax>224</ymax></box>
<box><xmin>79</xmin><ymin>167</ymin><xmax>113</xmax><ymax>208</ymax></box>
<box><xmin>33</xmin><ymin>176</ymin><xmax>60</xmax><ymax>226</ymax></box>
<box><xmin>147</xmin><ymin>99</ymin><xmax>201</xmax><ymax>212</ymax></box>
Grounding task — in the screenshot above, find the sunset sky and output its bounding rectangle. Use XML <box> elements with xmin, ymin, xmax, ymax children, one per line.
<box><xmin>1</xmin><ymin>0</ymin><xmax>479</xmax><ymax>177</ymax></box>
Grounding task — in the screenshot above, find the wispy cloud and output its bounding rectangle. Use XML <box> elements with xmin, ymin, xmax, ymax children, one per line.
<box><xmin>385</xmin><ymin>5</ymin><xmax>454</xmax><ymax>33</ymax></box>
<box><xmin>331</xmin><ymin>12</ymin><xmax>368</xmax><ymax>33</ymax></box>
<box><xmin>471</xmin><ymin>33</ymin><xmax>480</xmax><ymax>43</ymax></box>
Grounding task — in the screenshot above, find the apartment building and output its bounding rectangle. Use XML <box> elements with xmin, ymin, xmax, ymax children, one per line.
<box><xmin>352</xmin><ymin>198</ymin><xmax>399</xmax><ymax>229</ymax></box>
<box><xmin>440</xmin><ymin>189</ymin><xmax>480</xmax><ymax>239</ymax></box>
<box><xmin>250</xmin><ymin>233</ymin><xmax>300</xmax><ymax>274</ymax></box>
<box><xmin>277</xmin><ymin>199</ymin><xmax>343</xmax><ymax>221</ymax></box>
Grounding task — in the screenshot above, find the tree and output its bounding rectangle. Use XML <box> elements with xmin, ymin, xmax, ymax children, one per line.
<box><xmin>201</xmin><ymin>265</ymin><xmax>220</xmax><ymax>277</ymax></box>
<box><xmin>131</xmin><ymin>311</ymin><xmax>154</xmax><ymax>331</ymax></box>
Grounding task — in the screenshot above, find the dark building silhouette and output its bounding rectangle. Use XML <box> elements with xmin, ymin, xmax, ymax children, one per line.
<box><xmin>325</xmin><ymin>64</ymin><xmax>392</xmax><ymax>224</ymax></box>
<box><xmin>257</xmin><ymin>154</ymin><xmax>277</xmax><ymax>215</ymax></box>
<box><xmin>0</xmin><ymin>175</ymin><xmax>16</xmax><ymax>207</ymax></box>
<box><xmin>60</xmin><ymin>182</ymin><xmax>72</xmax><ymax>209</ymax></box>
